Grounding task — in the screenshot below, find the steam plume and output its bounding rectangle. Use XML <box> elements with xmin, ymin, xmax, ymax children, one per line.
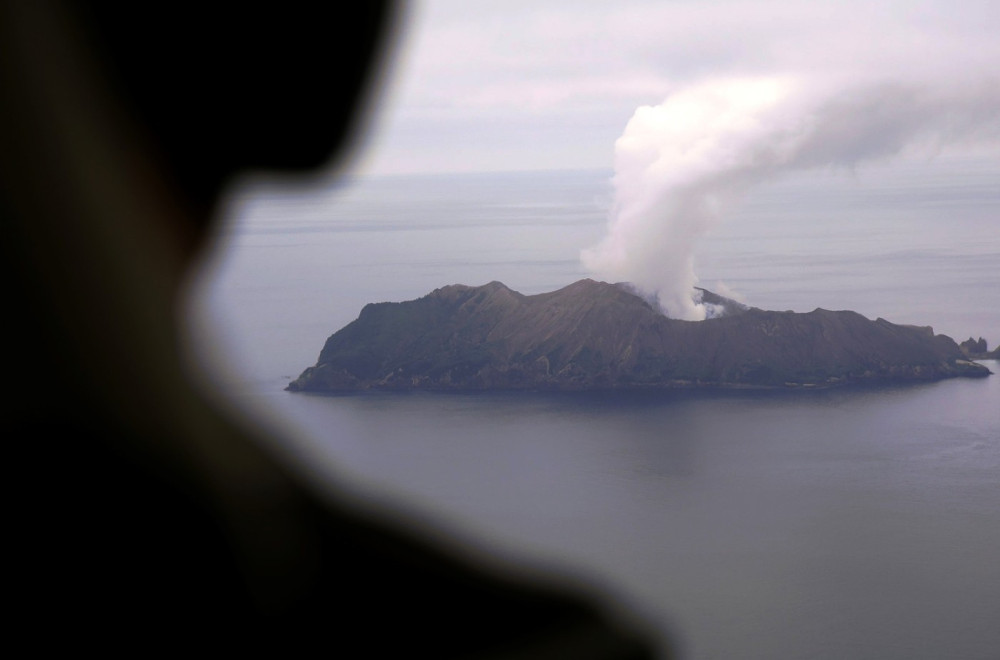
<box><xmin>582</xmin><ymin>76</ymin><xmax>999</xmax><ymax>320</ymax></box>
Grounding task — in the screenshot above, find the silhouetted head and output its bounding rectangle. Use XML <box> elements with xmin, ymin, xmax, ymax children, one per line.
<box><xmin>0</xmin><ymin>0</ymin><xmax>402</xmax><ymax>422</ymax></box>
<box><xmin>77</xmin><ymin>3</ymin><xmax>400</xmax><ymax>240</ymax></box>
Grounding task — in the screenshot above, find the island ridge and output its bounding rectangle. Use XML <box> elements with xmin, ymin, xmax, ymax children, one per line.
<box><xmin>288</xmin><ymin>280</ymin><xmax>992</xmax><ymax>392</ymax></box>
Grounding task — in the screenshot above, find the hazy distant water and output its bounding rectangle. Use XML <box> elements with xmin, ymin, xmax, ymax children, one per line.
<box><xmin>188</xmin><ymin>157</ymin><xmax>1000</xmax><ymax>660</ymax></box>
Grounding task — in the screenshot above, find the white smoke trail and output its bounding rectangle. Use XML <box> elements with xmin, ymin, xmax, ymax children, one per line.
<box><xmin>582</xmin><ymin>75</ymin><xmax>1000</xmax><ymax>320</ymax></box>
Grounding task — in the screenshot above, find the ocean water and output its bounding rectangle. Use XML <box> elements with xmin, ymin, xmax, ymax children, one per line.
<box><xmin>186</xmin><ymin>157</ymin><xmax>1000</xmax><ymax>659</ymax></box>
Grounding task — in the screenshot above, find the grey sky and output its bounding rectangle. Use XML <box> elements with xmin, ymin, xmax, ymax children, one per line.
<box><xmin>354</xmin><ymin>0</ymin><xmax>1000</xmax><ymax>175</ymax></box>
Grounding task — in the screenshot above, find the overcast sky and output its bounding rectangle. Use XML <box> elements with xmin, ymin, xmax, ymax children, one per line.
<box><xmin>351</xmin><ymin>0</ymin><xmax>1000</xmax><ymax>176</ymax></box>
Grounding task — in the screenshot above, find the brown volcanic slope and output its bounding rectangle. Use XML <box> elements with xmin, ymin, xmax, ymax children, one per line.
<box><xmin>288</xmin><ymin>279</ymin><xmax>990</xmax><ymax>392</ymax></box>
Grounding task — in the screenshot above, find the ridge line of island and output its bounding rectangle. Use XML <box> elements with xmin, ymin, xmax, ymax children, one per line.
<box><xmin>287</xmin><ymin>279</ymin><xmax>995</xmax><ymax>393</ymax></box>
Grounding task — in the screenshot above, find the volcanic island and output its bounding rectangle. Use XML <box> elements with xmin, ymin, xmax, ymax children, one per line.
<box><xmin>287</xmin><ymin>279</ymin><xmax>993</xmax><ymax>392</ymax></box>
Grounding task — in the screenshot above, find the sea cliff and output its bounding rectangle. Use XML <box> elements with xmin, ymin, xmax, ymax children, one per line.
<box><xmin>288</xmin><ymin>280</ymin><xmax>991</xmax><ymax>392</ymax></box>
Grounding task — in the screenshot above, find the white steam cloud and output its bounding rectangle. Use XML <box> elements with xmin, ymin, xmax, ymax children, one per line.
<box><xmin>583</xmin><ymin>75</ymin><xmax>1000</xmax><ymax>320</ymax></box>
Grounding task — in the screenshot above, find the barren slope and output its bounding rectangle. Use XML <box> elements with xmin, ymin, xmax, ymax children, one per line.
<box><xmin>288</xmin><ymin>280</ymin><xmax>990</xmax><ymax>391</ymax></box>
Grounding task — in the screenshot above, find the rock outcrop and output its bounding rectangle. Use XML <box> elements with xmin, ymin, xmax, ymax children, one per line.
<box><xmin>288</xmin><ymin>280</ymin><xmax>991</xmax><ymax>392</ymax></box>
<box><xmin>959</xmin><ymin>336</ymin><xmax>1000</xmax><ymax>359</ymax></box>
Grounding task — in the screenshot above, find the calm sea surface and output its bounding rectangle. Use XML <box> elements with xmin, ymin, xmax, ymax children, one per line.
<box><xmin>187</xmin><ymin>158</ymin><xmax>1000</xmax><ymax>659</ymax></box>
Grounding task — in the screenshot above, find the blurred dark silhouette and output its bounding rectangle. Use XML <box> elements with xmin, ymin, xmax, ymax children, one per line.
<box><xmin>2</xmin><ymin>2</ymin><xmax>662</xmax><ymax>656</ymax></box>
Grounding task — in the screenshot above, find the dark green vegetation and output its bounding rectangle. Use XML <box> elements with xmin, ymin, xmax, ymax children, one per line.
<box><xmin>288</xmin><ymin>280</ymin><xmax>992</xmax><ymax>392</ymax></box>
